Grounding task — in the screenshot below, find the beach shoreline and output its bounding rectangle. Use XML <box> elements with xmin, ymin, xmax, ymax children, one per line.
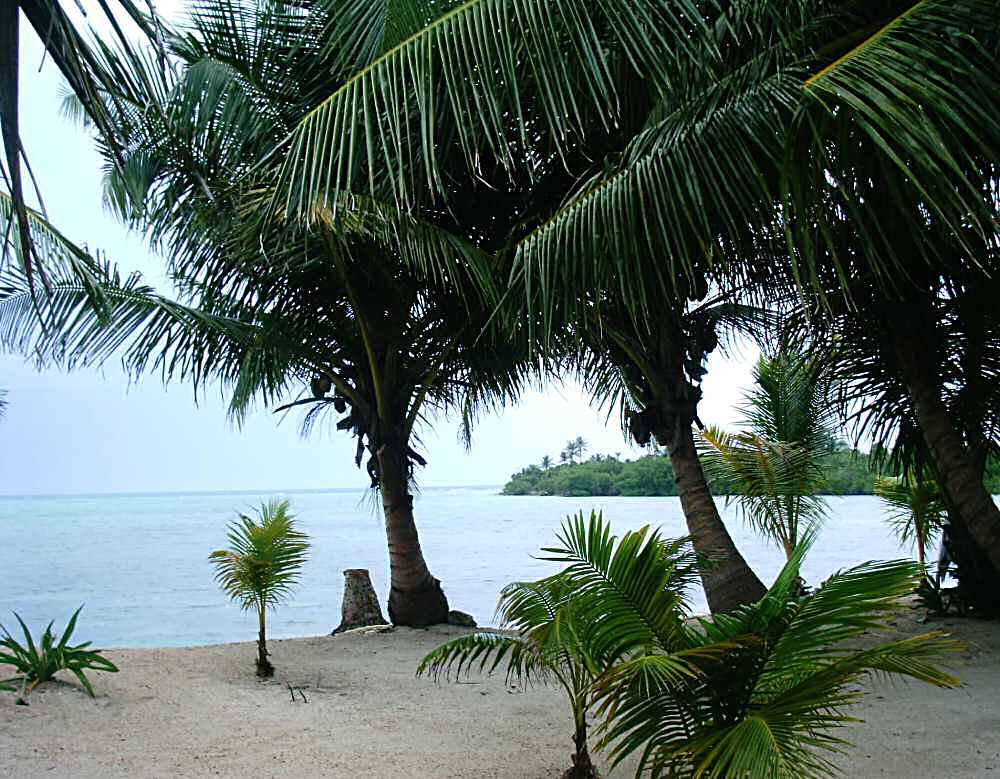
<box><xmin>1</xmin><ymin>614</ymin><xmax>998</xmax><ymax>778</ymax></box>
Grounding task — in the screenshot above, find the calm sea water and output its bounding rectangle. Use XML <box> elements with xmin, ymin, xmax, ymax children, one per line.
<box><xmin>0</xmin><ymin>489</ymin><xmax>923</xmax><ymax>648</ymax></box>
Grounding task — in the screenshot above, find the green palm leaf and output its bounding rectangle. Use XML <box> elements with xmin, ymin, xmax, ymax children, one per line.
<box><xmin>274</xmin><ymin>0</ymin><xmax>719</xmax><ymax>219</ymax></box>
<box><xmin>540</xmin><ymin>510</ymin><xmax>700</xmax><ymax>664</ymax></box>
<box><xmin>787</xmin><ymin>0</ymin><xmax>1000</xmax><ymax>288</ymax></box>
<box><xmin>594</xmin><ymin>543</ymin><xmax>960</xmax><ymax>778</ymax></box>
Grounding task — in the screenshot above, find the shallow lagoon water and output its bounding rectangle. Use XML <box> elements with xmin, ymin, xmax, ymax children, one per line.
<box><xmin>0</xmin><ymin>489</ymin><xmax>921</xmax><ymax>647</ymax></box>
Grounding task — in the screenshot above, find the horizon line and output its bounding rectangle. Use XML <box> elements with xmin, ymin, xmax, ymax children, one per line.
<box><xmin>0</xmin><ymin>483</ymin><xmax>504</xmax><ymax>500</ymax></box>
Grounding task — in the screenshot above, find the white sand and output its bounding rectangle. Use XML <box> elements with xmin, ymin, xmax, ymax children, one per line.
<box><xmin>1</xmin><ymin>614</ymin><xmax>997</xmax><ymax>778</ymax></box>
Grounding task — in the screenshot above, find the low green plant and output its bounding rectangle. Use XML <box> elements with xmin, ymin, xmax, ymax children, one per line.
<box><xmin>0</xmin><ymin>606</ymin><xmax>118</xmax><ymax>699</ymax></box>
<box><xmin>421</xmin><ymin>512</ymin><xmax>961</xmax><ymax>779</ymax></box>
<box><xmin>420</xmin><ymin>576</ymin><xmax>602</xmax><ymax>778</ymax></box>
<box><xmin>419</xmin><ymin>512</ymin><xmax>699</xmax><ymax>779</ymax></box>
<box><xmin>875</xmin><ymin>475</ymin><xmax>947</xmax><ymax>566</ymax></box>
<box><xmin>591</xmin><ymin>545</ymin><xmax>960</xmax><ymax>777</ymax></box>
<box><xmin>209</xmin><ymin>499</ymin><xmax>310</xmax><ymax>678</ymax></box>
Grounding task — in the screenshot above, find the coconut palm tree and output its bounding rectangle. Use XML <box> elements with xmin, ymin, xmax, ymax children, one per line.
<box><xmin>209</xmin><ymin>499</ymin><xmax>309</xmax><ymax>677</ymax></box>
<box><xmin>772</xmin><ymin>4</ymin><xmax>1000</xmax><ymax>586</ymax></box>
<box><xmin>565</xmin><ymin>293</ymin><xmax>771</xmax><ymax>611</ymax></box>
<box><xmin>876</xmin><ymin>475</ymin><xmax>948</xmax><ymax>566</ymax></box>
<box><xmin>700</xmin><ymin>351</ymin><xmax>833</xmax><ymax>559</ymax></box>
<box><xmin>17</xmin><ymin>0</ymin><xmax>559</xmax><ymax>627</ymax></box>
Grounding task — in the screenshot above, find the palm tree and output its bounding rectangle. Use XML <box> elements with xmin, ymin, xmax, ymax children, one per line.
<box><xmin>421</xmin><ymin>578</ymin><xmax>599</xmax><ymax>776</ymax></box>
<box><xmin>700</xmin><ymin>351</ymin><xmax>833</xmax><ymax>558</ymax></box>
<box><xmin>588</xmin><ymin>539</ymin><xmax>959</xmax><ymax>778</ymax></box>
<box><xmin>560</xmin><ymin>438</ymin><xmax>588</xmax><ymax>465</ymax></box>
<box><xmin>209</xmin><ymin>499</ymin><xmax>309</xmax><ymax>678</ymax></box>
<box><xmin>772</xmin><ymin>6</ymin><xmax>1000</xmax><ymax>587</ymax></box>
<box><xmin>259</xmin><ymin>2</ymin><xmax>873</xmax><ymax>613</ymax></box>
<box><xmin>807</xmin><ymin>255</ymin><xmax>1000</xmax><ymax>606</ymax></box>
<box><xmin>540</xmin><ymin>455</ymin><xmax>553</xmax><ymax>470</ymax></box>
<box><xmin>876</xmin><ymin>475</ymin><xmax>948</xmax><ymax>566</ymax></box>
<box><xmin>419</xmin><ymin>511</ymin><xmax>698</xmax><ymax>779</ymax></box>
<box><xmin>25</xmin><ymin>0</ymin><xmax>551</xmax><ymax>627</ymax></box>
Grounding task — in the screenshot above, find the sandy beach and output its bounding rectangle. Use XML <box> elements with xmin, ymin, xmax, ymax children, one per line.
<box><xmin>1</xmin><ymin>613</ymin><xmax>998</xmax><ymax>778</ymax></box>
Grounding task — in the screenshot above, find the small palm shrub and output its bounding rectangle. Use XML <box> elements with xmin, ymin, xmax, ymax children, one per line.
<box><xmin>0</xmin><ymin>606</ymin><xmax>118</xmax><ymax>699</ymax></box>
<box><xmin>875</xmin><ymin>475</ymin><xmax>947</xmax><ymax>566</ymax></box>
<box><xmin>422</xmin><ymin>512</ymin><xmax>960</xmax><ymax>779</ymax></box>
<box><xmin>209</xmin><ymin>499</ymin><xmax>310</xmax><ymax>678</ymax></box>
<box><xmin>419</xmin><ymin>512</ymin><xmax>699</xmax><ymax>779</ymax></box>
<box><xmin>420</xmin><ymin>576</ymin><xmax>602</xmax><ymax>778</ymax></box>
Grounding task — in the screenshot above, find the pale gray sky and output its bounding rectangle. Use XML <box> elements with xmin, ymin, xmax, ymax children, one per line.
<box><xmin>0</xmin><ymin>8</ymin><xmax>759</xmax><ymax>495</ymax></box>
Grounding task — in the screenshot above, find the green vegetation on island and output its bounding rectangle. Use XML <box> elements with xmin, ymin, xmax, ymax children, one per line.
<box><xmin>503</xmin><ymin>441</ymin><xmax>879</xmax><ymax>497</ymax></box>
<box><xmin>506</xmin><ymin>444</ymin><xmax>1000</xmax><ymax>499</ymax></box>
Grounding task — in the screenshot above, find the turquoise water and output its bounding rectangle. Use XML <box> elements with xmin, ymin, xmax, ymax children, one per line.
<box><xmin>0</xmin><ymin>489</ymin><xmax>920</xmax><ymax>648</ymax></box>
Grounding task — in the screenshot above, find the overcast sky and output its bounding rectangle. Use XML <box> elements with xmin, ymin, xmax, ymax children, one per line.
<box><xmin>0</xmin><ymin>9</ymin><xmax>759</xmax><ymax>496</ymax></box>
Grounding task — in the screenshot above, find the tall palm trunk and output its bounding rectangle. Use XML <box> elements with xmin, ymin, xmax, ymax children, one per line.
<box><xmin>377</xmin><ymin>443</ymin><xmax>449</xmax><ymax>627</ymax></box>
<box><xmin>668</xmin><ymin>424</ymin><xmax>767</xmax><ymax>613</ymax></box>
<box><xmin>890</xmin><ymin>329</ymin><xmax>1000</xmax><ymax>578</ymax></box>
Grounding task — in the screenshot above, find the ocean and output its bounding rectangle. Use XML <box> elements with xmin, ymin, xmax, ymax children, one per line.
<box><xmin>0</xmin><ymin>489</ymin><xmax>922</xmax><ymax>648</ymax></box>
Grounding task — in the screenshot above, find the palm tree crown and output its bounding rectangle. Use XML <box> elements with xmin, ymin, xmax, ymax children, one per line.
<box><xmin>700</xmin><ymin>350</ymin><xmax>834</xmax><ymax>558</ymax></box>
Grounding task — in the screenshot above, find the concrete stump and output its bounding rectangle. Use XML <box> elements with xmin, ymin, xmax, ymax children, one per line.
<box><xmin>331</xmin><ymin>569</ymin><xmax>389</xmax><ymax>634</ymax></box>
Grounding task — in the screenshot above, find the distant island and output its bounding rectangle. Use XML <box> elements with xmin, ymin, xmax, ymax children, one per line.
<box><xmin>503</xmin><ymin>439</ymin><xmax>1000</xmax><ymax>497</ymax></box>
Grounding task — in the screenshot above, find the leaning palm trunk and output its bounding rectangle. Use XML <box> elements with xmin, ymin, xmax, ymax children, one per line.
<box><xmin>612</xmin><ymin>311</ymin><xmax>767</xmax><ymax>614</ymax></box>
<box><xmin>891</xmin><ymin>331</ymin><xmax>1000</xmax><ymax>581</ymax></box>
<box><xmin>668</xmin><ymin>424</ymin><xmax>767</xmax><ymax>613</ymax></box>
<box><xmin>377</xmin><ymin>444</ymin><xmax>449</xmax><ymax>627</ymax></box>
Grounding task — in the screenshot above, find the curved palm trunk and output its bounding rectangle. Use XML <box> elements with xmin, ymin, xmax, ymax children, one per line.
<box><xmin>668</xmin><ymin>425</ymin><xmax>767</xmax><ymax>613</ymax></box>
<box><xmin>891</xmin><ymin>332</ymin><xmax>1000</xmax><ymax>578</ymax></box>
<box><xmin>377</xmin><ymin>445</ymin><xmax>449</xmax><ymax>627</ymax></box>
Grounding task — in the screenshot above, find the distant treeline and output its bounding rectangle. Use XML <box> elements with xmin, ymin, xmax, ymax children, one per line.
<box><xmin>503</xmin><ymin>447</ymin><xmax>1000</xmax><ymax>497</ymax></box>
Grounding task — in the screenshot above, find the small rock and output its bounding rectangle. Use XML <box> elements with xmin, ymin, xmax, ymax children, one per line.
<box><xmin>447</xmin><ymin>610</ymin><xmax>477</xmax><ymax>628</ymax></box>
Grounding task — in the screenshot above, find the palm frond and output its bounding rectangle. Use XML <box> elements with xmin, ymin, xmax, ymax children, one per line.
<box><xmin>787</xmin><ymin>0</ymin><xmax>1000</xmax><ymax>288</ymax></box>
<box><xmin>540</xmin><ymin>510</ymin><xmax>699</xmax><ymax>664</ymax></box>
<box><xmin>875</xmin><ymin>475</ymin><xmax>947</xmax><ymax>557</ymax></box>
<box><xmin>274</xmin><ymin>0</ymin><xmax>719</xmax><ymax>220</ymax></box>
<box><xmin>416</xmin><ymin>631</ymin><xmax>546</xmax><ymax>685</ymax></box>
<box><xmin>700</xmin><ymin>426</ymin><xmax>827</xmax><ymax>555</ymax></box>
